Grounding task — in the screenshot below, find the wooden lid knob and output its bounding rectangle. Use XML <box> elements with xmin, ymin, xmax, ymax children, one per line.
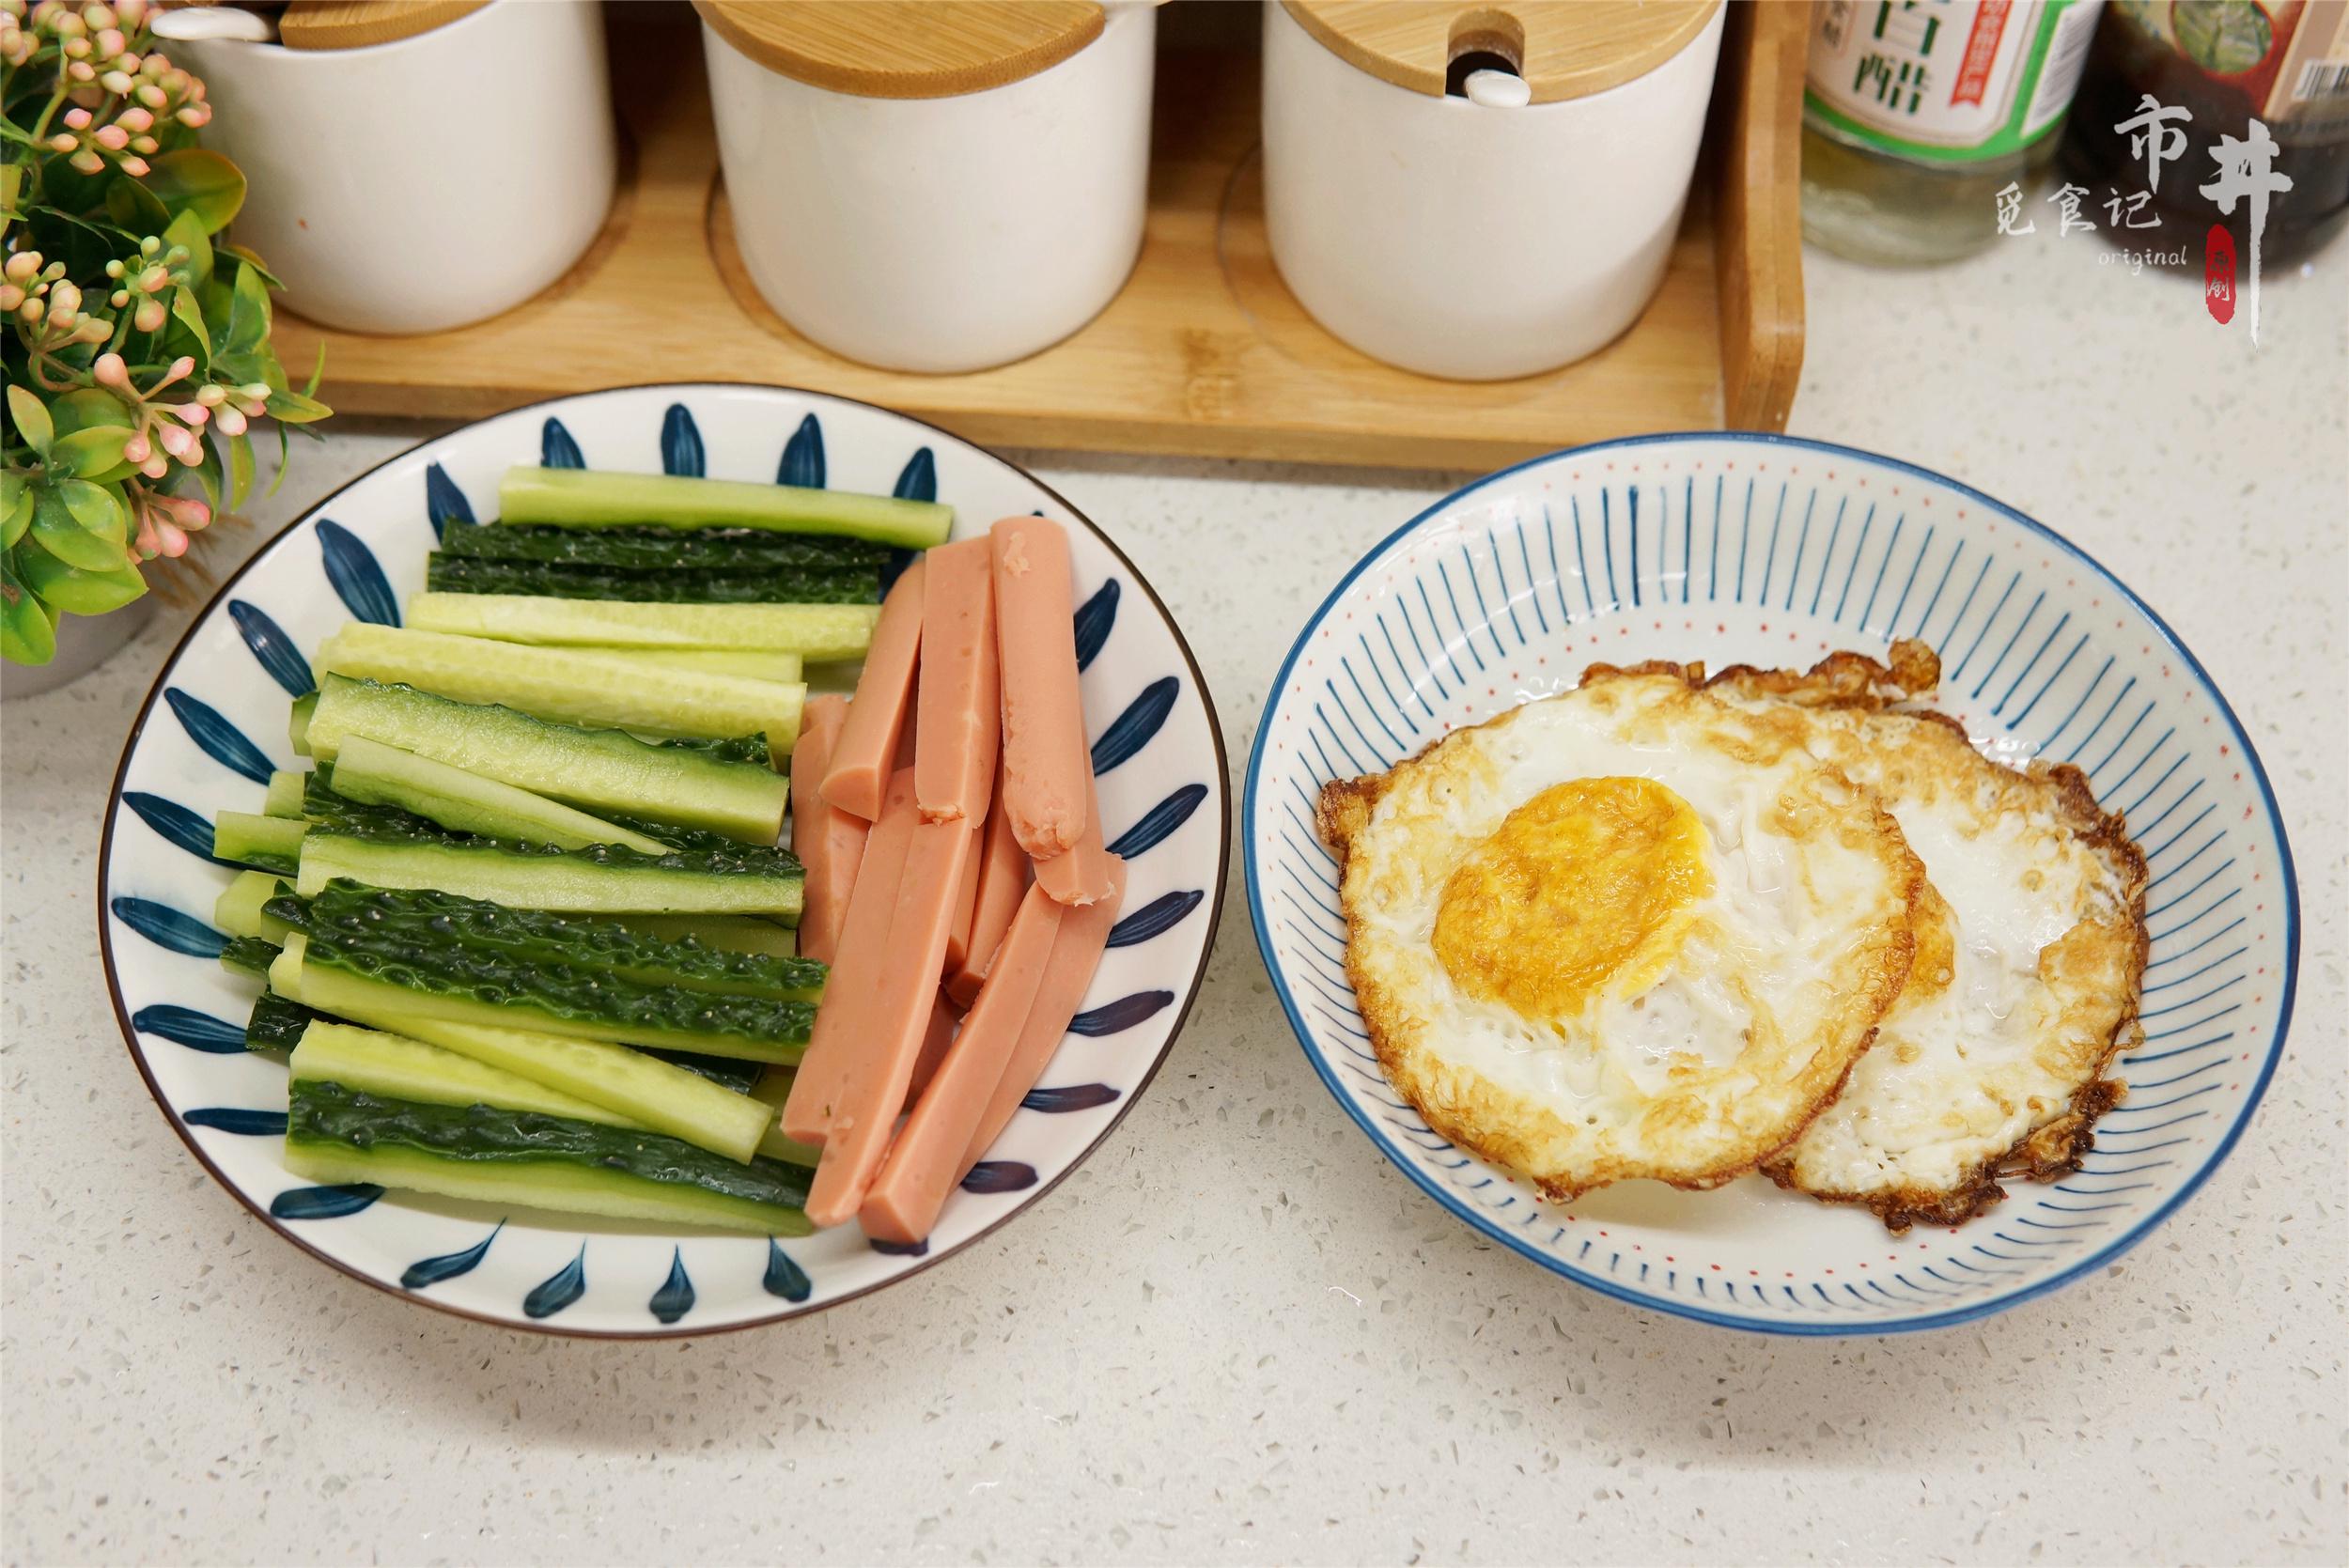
<box><xmin>693</xmin><ymin>0</ymin><xmax>1107</xmax><ymax>99</ymax></box>
<box><xmin>276</xmin><ymin>0</ymin><xmax>490</xmax><ymax>51</ymax></box>
<box><xmin>1283</xmin><ymin>0</ymin><xmax>1722</xmax><ymax>104</ymax></box>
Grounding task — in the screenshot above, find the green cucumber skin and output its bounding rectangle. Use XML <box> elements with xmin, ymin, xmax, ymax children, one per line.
<box><xmin>498</xmin><ymin>465</ymin><xmax>952</xmax><ymax>550</ymax></box>
<box><xmin>298</xmin><ymin>934</ymin><xmax>814</xmax><ymax>1058</ymax></box>
<box><xmin>289</xmin><ymin>691</ymin><xmax>318</xmax><ymax>756</ymax></box>
<box><xmin>247</xmin><ymin>990</ymin><xmax>326</xmax><ymax>1052</ymax></box>
<box><xmin>214</xmin><ymin>812</ymin><xmax>307</xmax><ymax>874</ymax></box>
<box><xmin>307</xmin><ymin>676</ymin><xmax>787</xmax><ymax>846</ymax></box>
<box><xmin>297</xmin><ymin>833</ymin><xmax>805</xmax><ymax>920</ymax></box>
<box><xmin>291</xmin><ymin>1020</ymin><xmax>634</xmax><ymax>1128</ymax></box>
<box><xmin>442</xmin><ymin>523</ymin><xmax>893</xmax><ymax>573</ymax></box>
<box><xmin>427</xmin><ymin>554</ymin><xmax>879</xmax><ymax>605</ymax></box>
<box><xmin>219</xmin><ymin>936</ymin><xmax>281</xmax><ymax>978</ymax></box>
<box><xmin>644</xmin><ymin>1049</ymin><xmax>764</xmax><ymax>1094</ymax></box>
<box><xmin>286</xmin><ymin>1080</ymin><xmax>811</xmax><ymax>1234</ymax></box>
<box><xmin>305</xmin><ymin>770</ymin><xmax>750</xmax><ymax>858</ymax></box>
<box><xmin>286</xmin><ymin>883</ymin><xmax>826</xmax><ymax>1001</ymax></box>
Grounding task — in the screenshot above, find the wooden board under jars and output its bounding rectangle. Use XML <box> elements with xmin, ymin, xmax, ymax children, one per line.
<box><xmin>271</xmin><ymin>3</ymin><xmax>1805</xmax><ymax>473</ymax></box>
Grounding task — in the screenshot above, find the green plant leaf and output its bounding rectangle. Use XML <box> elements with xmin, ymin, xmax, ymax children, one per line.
<box><xmin>1</xmin><ymin>551</ymin><xmax>60</xmax><ymax>666</ymax></box>
<box><xmin>226</xmin><ymin>429</ymin><xmax>256</xmax><ymax>510</ymax></box>
<box><xmin>140</xmin><ymin>149</ymin><xmax>246</xmax><ymax>234</ymax></box>
<box><xmin>37</xmin><ymin>151</ymin><xmax>113</xmax><ymax>220</ymax></box>
<box><xmin>267</xmin><ymin>420</ymin><xmax>291</xmax><ymax>499</ymax></box>
<box><xmin>180</xmin><ymin>440</ymin><xmax>223</xmax><ymax>509</ymax></box>
<box><xmin>168</xmin><ymin>283</ymin><xmax>212</xmax><ymax>370</ymax></box>
<box><xmin>1</xmin><ymin>476</ymin><xmax>30</xmax><ymax>549</ymax></box>
<box><xmin>221</xmin><ymin>242</ymin><xmax>285</xmax><ymax>289</ymax></box>
<box><xmin>7</xmin><ymin>387</ymin><xmax>54</xmax><ymax>457</ymax></box>
<box><xmin>46</xmin><ymin>388</ymin><xmax>135</xmax><ymax>436</ymax></box>
<box><xmin>303</xmin><ymin>342</ymin><xmax>327</xmax><ymax>398</ymax></box>
<box><xmin>267</xmin><ymin>387</ymin><xmax>333</xmax><ymax>426</ymax></box>
<box><xmin>164</xmin><ymin>208</ymin><xmax>214</xmax><ymax>290</ymax></box>
<box><xmin>30</xmin><ymin>484</ymin><xmax>128</xmax><ymax>570</ymax></box>
<box><xmin>50</xmin><ymin>425</ymin><xmax>135</xmax><ymax>481</ymax></box>
<box><xmin>19</xmin><ymin>547</ymin><xmax>148</xmax><ymax>614</ymax></box>
<box><xmin>106</xmin><ymin>174</ymin><xmax>173</xmax><ymax>237</ymax></box>
<box><xmin>225</xmin><ymin>257</ymin><xmax>272</xmax><ymax>354</ymax></box>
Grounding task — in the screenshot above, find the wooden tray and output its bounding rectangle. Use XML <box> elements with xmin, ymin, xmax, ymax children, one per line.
<box><xmin>273</xmin><ymin>3</ymin><xmax>1804</xmax><ymax>471</ymax></box>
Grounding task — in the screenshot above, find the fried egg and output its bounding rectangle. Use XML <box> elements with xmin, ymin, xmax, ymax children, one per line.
<box><xmin>1705</xmin><ymin>644</ymin><xmax>2149</xmax><ymax>1230</ymax></box>
<box><xmin>1317</xmin><ymin>668</ymin><xmax>1924</xmax><ymax>1202</ymax></box>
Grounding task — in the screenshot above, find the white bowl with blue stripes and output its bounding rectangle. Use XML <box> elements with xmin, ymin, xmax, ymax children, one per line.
<box><xmin>1244</xmin><ymin>433</ymin><xmax>2298</xmax><ymax>1335</ymax></box>
<box><xmin>100</xmin><ymin>383</ymin><xmax>1228</xmax><ymax>1337</ymax></box>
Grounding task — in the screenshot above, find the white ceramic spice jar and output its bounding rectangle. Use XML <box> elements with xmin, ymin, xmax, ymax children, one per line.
<box><xmin>1262</xmin><ymin>0</ymin><xmax>1725</xmax><ymax>380</ymax></box>
<box><xmin>151</xmin><ymin>0</ymin><xmax>617</xmax><ymax>336</ymax></box>
<box><xmin>697</xmin><ymin>0</ymin><xmax>1157</xmax><ymax>374</ymax></box>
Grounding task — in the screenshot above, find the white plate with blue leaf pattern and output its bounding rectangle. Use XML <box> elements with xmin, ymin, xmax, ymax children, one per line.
<box><xmin>1245</xmin><ymin>433</ymin><xmax>2298</xmax><ymax>1335</ymax></box>
<box><xmin>101</xmin><ymin>383</ymin><xmax>1228</xmax><ymax>1337</ymax></box>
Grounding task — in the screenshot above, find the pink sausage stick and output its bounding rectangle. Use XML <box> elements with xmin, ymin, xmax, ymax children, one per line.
<box><xmin>945</xmin><ymin>788</ymin><xmax>1028</xmax><ymax>1005</ymax></box>
<box><xmin>801</xmin><ymin>807</ymin><xmax>980</xmax><ymax>1228</ymax></box>
<box><xmin>914</xmin><ymin>536</ymin><xmax>1000</xmax><ymax>825</ymax></box>
<box><xmin>822</xmin><ymin>559</ymin><xmax>926</xmax><ymax>821</ymax></box>
<box><xmin>905</xmin><ymin>990</ymin><xmax>961</xmax><ymax>1106</ymax></box>
<box><xmin>780</xmin><ymin>771</ymin><xmax>918</xmax><ymax>1144</ymax></box>
<box><xmin>990</xmin><ymin>517</ymin><xmax>1090</xmax><ymax>858</ymax></box>
<box><xmin>1034</xmin><ymin>766</ymin><xmax>1117</xmax><ymax>908</ymax></box>
<box><xmin>861</xmin><ymin>883</ymin><xmax>1066</xmax><ymax>1245</ymax></box>
<box><xmin>944</xmin><ymin>817</ymin><xmax>983</xmax><ymax>972</ymax></box>
<box><xmin>960</xmin><ymin>857</ymin><xmax>1127</xmax><ymax>1176</ymax></box>
<box><xmin>790</xmin><ymin>694</ymin><xmax>866</xmax><ymax>965</ymax></box>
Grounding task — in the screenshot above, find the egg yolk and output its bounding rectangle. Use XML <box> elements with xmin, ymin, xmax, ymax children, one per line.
<box><xmin>1432</xmin><ymin>776</ymin><xmax>1711</xmax><ymax>1021</ymax></box>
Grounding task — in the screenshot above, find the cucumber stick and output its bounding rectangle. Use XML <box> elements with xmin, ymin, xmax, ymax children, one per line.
<box><xmin>337</xmin><ymin>1013</ymin><xmax>770</xmax><ymax>1164</ymax></box>
<box><xmin>305</xmin><ymin>675</ymin><xmax>788</xmax><ymax>845</ymax></box>
<box><xmin>497</xmin><ymin>464</ymin><xmax>951</xmax><ymax>550</ymax></box>
<box><xmin>247</xmin><ymin>990</ymin><xmax>326</xmax><ymax>1052</ymax></box>
<box><xmin>272</xmin><ymin>933</ymin><xmax>813</xmax><ymax>1063</ymax></box>
<box><xmin>214</xmin><ymin>811</ymin><xmax>306</xmax><ymax>873</ymax></box>
<box><xmin>221</xmin><ymin>935</ymin><xmax>280</xmax><ymax>978</ymax></box>
<box><xmin>290</xmin><ymin>883</ymin><xmax>825</xmax><ymax>1001</ymax></box>
<box><xmin>441</xmin><ymin>522</ymin><xmax>892</xmax><ymax>574</ymax></box>
<box><xmin>296</xmin><ymin>833</ymin><xmax>804</xmax><ymax>919</ymax></box>
<box><xmin>264</xmin><ymin>770</ymin><xmax>308</xmax><ymax>817</ymax></box>
<box><xmin>408</xmin><ymin>594</ymin><xmax>879</xmax><ymax>661</ymax></box>
<box><xmin>291</xmin><ymin>1020</ymin><xmax>638</xmax><ymax>1130</ymax></box>
<box><xmin>751</xmin><ymin>1069</ymin><xmax>820</xmax><ymax>1167</ymax></box>
<box><xmin>289</xmin><ymin>691</ymin><xmax>317</xmax><ymax>755</ymax></box>
<box><xmin>214</xmin><ymin>871</ymin><xmax>298</xmax><ymax>941</ymax></box>
<box><xmin>285</xmin><ymin>1080</ymin><xmax>812</xmax><ymax>1235</ymax></box>
<box><xmin>615</xmin><ymin>913</ymin><xmax>797</xmax><ymax>959</ymax></box>
<box><xmin>327</xmin><ymin>735</ymin><xmax>671</xmax><ymax>853</ymax></box>
<box><xmin>427</xmin><ymin>554</ymin><xmax>879</xmax><ymax>606</ymax></box>
<box><xmin>318</xmin><ymin>624</ymin><xmax>806</xmax><ymax>749</ymax></box>
<box><xmin>625</xmin><ymin>649</ymin><xmax>802</xmax><ymax>683</ymax></box>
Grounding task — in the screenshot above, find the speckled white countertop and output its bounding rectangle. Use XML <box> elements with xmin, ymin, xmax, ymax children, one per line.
<box><xmin>6</xmin><ymin>231</ymin><xmax>2343</xmax><ymax>1565</ymax></box>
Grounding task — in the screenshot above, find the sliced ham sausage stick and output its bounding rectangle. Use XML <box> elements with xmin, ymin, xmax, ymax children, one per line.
<box><xmin>1034</xmin><ymin>765</ymin><xmax>1117</xmax><ymax>908</ymax></box>
<box><xmin>861</xmin><ymin>882</ymin><xmax>1066</xmax><ymax>1245</ymax></box>
<box><xmin>790</xmin><ymin>694</ymin><xmax>865</xmax><ymax>965</ymax></box>
<box><xmin>801</xmin><ymin>805</ymin><xmax>980</xmax><ymax>1228</ymax></box>
<box><xmin>990</xmin><ymin>518</ymin><xmax>1090</xmax><ymax>858</ymax></box>
<box><xmin>945</xmin><ymin>790</ymin><xmax>1028</xmax><ymax>1005</ymax></box>
<box><xmin>906</xmin><ymin>990</ymin><xmax>961</xmax><ymax>1106</ymax></box>
<box><xmin>779</xmin><ymin>770</ymin><xmax>917</xmax><ymax>1143</ymax></box>
<box><xmin>961</xmin><ymin>857</ymin><xmax>1127</xmax><ymax>1175</ymax></box>
<box><xmin>821</xmin><ymin>559</ymin><xmax>925</xmax><ymax>821</ymax></box>
<box><xmin>914</xmin><ymin>536</ymin><xmax>999</xmax><ymax>825</ymax></box>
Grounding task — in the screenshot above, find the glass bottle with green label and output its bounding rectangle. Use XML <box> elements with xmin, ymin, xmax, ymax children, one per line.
<box><xmin>1803</xmin><ymin>0</ymin><xmax>2108</xmax><ymax>264</ymax></box>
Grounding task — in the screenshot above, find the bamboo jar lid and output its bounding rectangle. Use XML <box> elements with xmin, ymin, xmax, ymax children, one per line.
<box><xmin>1282</xmin><ymin>0</ymin><xmax>1722</xmax><ymax>103</ymax></box>
<box><xmin>276</xmin><ymin>0</ymin><xmax>490</xmax><ymax>51</ymax></box>
<box><xmin>692</xmin><ymin>1</ymin><xmax>1108</xmax><ymax>100</ymax></box>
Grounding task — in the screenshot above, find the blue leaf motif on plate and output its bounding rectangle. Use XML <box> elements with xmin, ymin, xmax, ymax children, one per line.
<box><xmin>541</xmin><ymin>417</ymin><xmax>585</xmax><ymax>469</ymax></box>
<box><xmin>869</xmin><ymin>1235</ymin><xmax>928</xmax><ymax>1257</ymax></box>
<box><xmin>762</xmin><ymin>1238</ymin><xmax>811</xmax><ymax>1302</ymax></box>
<box><xmin>1069</xmin><ymin>991</ymin><xmax>1173</xmax><ymax>1036</ymax></box>
<box><xmin>523</xmin><ymin>1243</ymin><xmax>588</xmax><ymax>1319</ymax></box>
<box><xmin>1073</xmin><ymin>579</ymin><xmax>1119</xmax><ymax>673</ymax></box>
<box><xmin>111</xmin><ymin>896</ymin><xmax>225</xmax><ymax>957</ymax></box>
<box><xmin>1106</xmin><ymin>890</ymin><xmax>1203</xmax><ymax>948</ymax></box>
<box><xmin>270</xmin><ymin>1183</ymin><xmax>383</xmax><ymax>1219</ymax></box>
<box><xmin>424</xmin><ymin>462</ymin><xmax>473</xmax><ymax>539</ymax></box>
<box><xmin>1092</xmin><ymin>675</ymin><xmax>1178</xmax><ymax>774</ymax></box>
<box><xmin>315</xmin><ymin>519</ymin><xmax>400</xmax><ymax>627</ymax></box>
<box><xmin>649</xmin><ymin>1247</ymin><xmax>695</xmax><ymax>1324</ymax></box>
<box><xmin>892</xmin><ymin>446</ymin><xmax>936</xmax><ymax>503</ymax></box>
<box><xmin>183</xmin><ymin>1107</ymin><xmax>288</xmax><ymax>1135</ymax></box>
<box><xmin>163</xmin><ymin>688</ymin><xmax>274</xmax><ymax>784</ymax></box>
<box><xmin>228</xmin><ymin>600</ymin><xmax>312</xmax><ymax>696</ymax></box>
<box><xmin>132</xmin><ymin>1003</ymin><xmax>246</xmax><ymax>1053</ymax></box>
<box><xmin>960</xmin><ymin>1160</ymin><xmax>1037</xmax><ymax>1194</ymax></box>
<box><xmin>402</xmin><ymin>1221</ymin><xmax>504</xmax><ymax>1291</ymax></box>
<box><xmin>1108</xmin><ymin>783</ymin><xmax>1206</xmax><ymax>859</ymax></box>
<box><xmin>778</xmin><ymin>413</ymin><xmax>824</xmax><ymax>489</ymax></box>
<box><xmin>123</xmin><ymin>791</ymin><xmax>217</xmax><ymax>862</ymax></box>
<box><xmin>1021</xmin><ymin>1083</ymin><xmax>1121</xmax><ymax>1113</ymax></box>
<box><xmin>661</xmin><ymin>404</ymin><xmax>704</xmax><ymax>477</ymax></box>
